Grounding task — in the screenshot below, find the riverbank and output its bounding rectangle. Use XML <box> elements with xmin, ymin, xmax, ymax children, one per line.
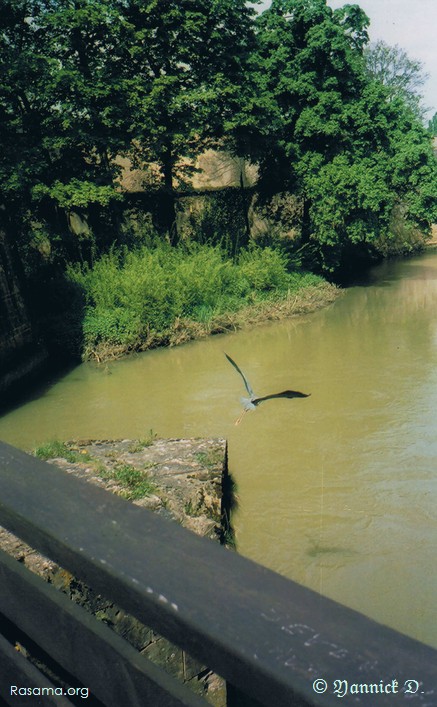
<box><xmin>84</xmin><ymin>279</ymin><xmax>341</xmax><ymax>363</ymax></box>
<box><xmin>429</xmin><ymin>224</ymin><xmax>437</xmax><ymax>244</ymax></box>
<box><xmin>63</xmin><ymin>243</ymin><xmax>344</xmax><ymax>363</ymax></box>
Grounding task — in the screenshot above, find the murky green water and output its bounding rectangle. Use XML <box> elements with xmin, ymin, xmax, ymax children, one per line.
<box><xmin>1</xmin><ymin>251</ymin><xmax>437</xmax><ymax>647</ymax></box>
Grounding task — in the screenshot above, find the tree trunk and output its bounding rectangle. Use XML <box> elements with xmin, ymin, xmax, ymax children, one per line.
<box><xmin>239</xmin><ymin>168</ymin><xmax>251</xmax><ymax>249</ymax></box>
<box><xmin>161</xmin><ymin>148</ymin><xmax>177</xmax><ymax>244</ymax></box>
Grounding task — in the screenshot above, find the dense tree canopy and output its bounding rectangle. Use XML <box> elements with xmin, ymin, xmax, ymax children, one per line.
<box><xmin>249</xmin><ymin>0</ymin><xmax>436</xmax><ymax>271</ymax></box>
<box><xmin>1</xmin><ymin>0</ymin><xmax>256</xmax><ymax>241</ymax></box>
<box><xmin>120</xmin><ymin>0</ymin><xmax>257</xmax><ymax>233</ymax></box>
<box><xmin>0</xmin><ymin>0</ymin><xmax>436</xmax><ymax>275</ymax></box>
<box><xmin>1</xmin><ymin>0</ymin><xmax>130</xmax><ymax>261</ymax></box>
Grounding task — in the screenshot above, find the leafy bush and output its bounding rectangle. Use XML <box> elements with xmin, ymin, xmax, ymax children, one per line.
<box><xmin>67</xmin><ymin>241</ymin><xmax>318</xmax><ymax>356</ymax></box>
<box><xmin>238</xmin><ymin>246</ymin><xmax>290</xmax><ymax>291</ymax></box>
<box><xmin>82</xmin><ymin>308</ymin><xmax>144</xmax><ymax>348</ymax></box>
<box><xmin>189</xmin><ymin>190</ymin><xmax>249</xmax><ymax>254</ymax></box>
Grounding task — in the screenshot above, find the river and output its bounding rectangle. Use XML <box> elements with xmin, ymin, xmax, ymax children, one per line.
<box><xmin>1</xmin><ymin>250</ymin><xmax>436</xmax><ymax>648</ymax></box>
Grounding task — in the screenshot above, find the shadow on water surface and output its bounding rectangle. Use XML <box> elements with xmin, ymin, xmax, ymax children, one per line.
<box><xmin>349</xmin><ymin>249</ymin><xmax>437</xmax><ymax>288</ymax></box>
<box><xmin>0</xmin><ymin>358</ymin><xmax>79</xmax><ymax>419</ymax></box>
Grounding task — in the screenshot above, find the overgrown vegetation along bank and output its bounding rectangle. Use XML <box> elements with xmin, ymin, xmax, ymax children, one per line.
<box><xmin>67</xmin><ymin>243</ymin><xmax>340</xmax><ymax>362</ymax></box>
<box><xmin>3</xmin><ymin>0</ymin><xmax>436</xmax><ymax>280</ymax></box>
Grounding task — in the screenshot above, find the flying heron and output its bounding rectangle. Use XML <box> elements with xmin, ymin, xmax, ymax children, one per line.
<box><xmin>225</xmin><ymin>352</ymin><xmax>310</xmax><ymax>425</ymax></box>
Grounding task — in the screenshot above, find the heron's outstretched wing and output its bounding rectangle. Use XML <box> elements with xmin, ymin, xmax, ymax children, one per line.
<box><xmin>225</xmin><ymin>353</ymin><xmax>255</xmax><ymax>398</ymax></box>
<box><xmin>253</xmin><ymin>390</ymin><xmax>310</xmax><ymax>405</ymax></box>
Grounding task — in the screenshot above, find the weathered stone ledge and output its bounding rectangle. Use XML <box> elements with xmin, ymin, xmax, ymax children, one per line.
<box><xmin>54</xmin><ymin>437</ymin><xmax>227</xmax><ymax>538</ymax></box>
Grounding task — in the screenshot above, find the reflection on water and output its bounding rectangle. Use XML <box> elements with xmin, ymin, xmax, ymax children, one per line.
<box><xmin>1</xmin><ymin>251</ymin><xmax>437</xmax><ymax>648</ymax></box>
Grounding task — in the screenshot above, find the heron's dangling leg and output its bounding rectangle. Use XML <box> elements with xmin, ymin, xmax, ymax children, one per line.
<box><xmin>234</xmin><ymin>409</ymin><xmax>248</xmax><ymax>426</ymax></box>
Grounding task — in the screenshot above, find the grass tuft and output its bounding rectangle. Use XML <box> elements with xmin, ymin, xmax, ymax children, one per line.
<box><xmin>127</xmin><ymin>430</ymin><xmax>157</xmax><ymax>453</ymax></box>
<box><xmin>99</xmin><ymin>463</ymin><xmax>157</xmax><ymax>500</ymax></box>
<box><xmin>195</xmin><ymin>449</ymin><xmax>224</xmax><ymax>469</ymax></box>
<box><xmin>34</xmin><ymin>440</ymin><xmax>90</xmax><ymax>464</ymax></box>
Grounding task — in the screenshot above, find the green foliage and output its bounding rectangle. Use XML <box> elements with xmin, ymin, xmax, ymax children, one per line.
<box><xmin>33</xmin><ymin>181</ymin><xmax>123</xmax><ymax>209</ymax></box>
<box><xmin>251</xmin><ymin>0</ymin><xmax>436</xmax><ymax>273</ymax></box>
<box><xmin>2</xmin><ymin>0</ymin><xmax>435</xmax><ymax>292</ymax></box>
<box><xmin>194</xmin><ymin>449</ymin><xmax>224</xmax><ymax>469</ymax></box>
<box><xmin>99</xmin><ymin>463</ymin><xmax>157</xmax><ymax>500</ymax></box>
<box><xmin>1</xmin><ymin>0</ymin><xmax>256</xmax><ymax>246</ymax></box>
<box><xmin>374</xmin><ymin>204</ymin><xmax>426</xmax><ymax>257</ymax></box>
<box><xmin>429</xmin><ymin>113</ymin><xmax>437</xmax><ymax>136</ymax></box>
<box><xmin>67</xmin><ymin>242</ymin><xmax>309</xmax><ymax>354</ymax></box>
<box><xmin>303</xmin><ymin>150</ymin><xmax>395</xmax><ymax>267</ymax></box>
<box><xmin>239</xmin><ymin>247</ymin><xmax>290</xmax><ymax>291</ymax></box>
<box><xmin>82</xmin><ymin>308</ymin><xmax>143</xmax><ymax>348</ymax></box>
<box><xmin>34</xmin><ymin>440</ymin><xmax>89</xmax><ymax>463</ymax></box>
<box><xmin>190</xmin><ymin>190</ymin><xmax>250</xmax><ymax>255</ymax></box>
<box><xmin>107</xmin><ymin>0</ymin><xmax>257</xmax><ymax>233</ymax></box>
<box><xmin>1</xmin><ymin>0</ymin><xmax>128</xmax><ymax>203</ymax></box>
<box><xmin>127</xmin><ymin>431</ymin><xmax>157</xmax><ymax>453</ymax></box>
<box><xmin>364</xmin><ymin>40</ymin><xmax>428</xmax><ymax>118</ymax></box>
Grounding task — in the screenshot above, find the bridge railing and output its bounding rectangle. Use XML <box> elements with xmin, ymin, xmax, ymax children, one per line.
<box><xmin>0</xmin><ymin>441</ymin><xmax>435</xmax><ymax>707</ymax></box>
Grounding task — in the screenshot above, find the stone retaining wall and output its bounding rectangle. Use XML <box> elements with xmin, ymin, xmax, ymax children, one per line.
<box><xmin>0</xmin><ymin>230</ymin><xmax>47</xmax><ymax>400</ymax></box>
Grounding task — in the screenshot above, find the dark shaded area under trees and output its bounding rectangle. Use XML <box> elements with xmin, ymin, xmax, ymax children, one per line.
<box><xmin>1</xmin><ymin>0</ymin><xmax>436</xmax><ymax>361</ymax></box>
